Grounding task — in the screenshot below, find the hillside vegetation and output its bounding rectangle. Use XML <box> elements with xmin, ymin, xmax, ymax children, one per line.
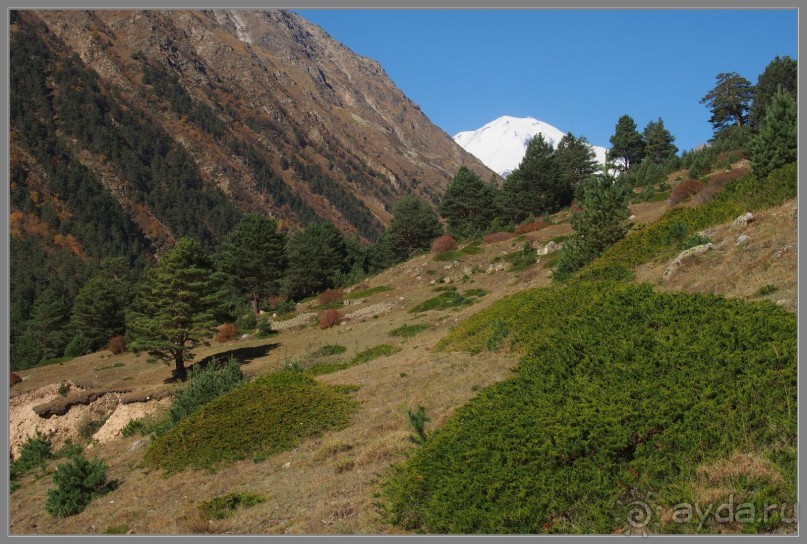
<box><xmin>385</xmin><ymin>282</ymin><xmax>796</xmax><ymax>533</ymax></box>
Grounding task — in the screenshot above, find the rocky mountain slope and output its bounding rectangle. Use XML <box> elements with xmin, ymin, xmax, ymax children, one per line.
<box><xmin>454</xmin><ymin>115</ymin><xmax>607</xmax><ymax>177</ymax></box>
<box><xmin>11</xmin><ymin>9</ymin><xmax>493</xmax><ymax>248</ymax></box>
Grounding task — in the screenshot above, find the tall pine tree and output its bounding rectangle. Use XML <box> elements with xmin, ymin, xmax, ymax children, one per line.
<box><xmin>642</xmin><ymin>118</ymin><xmax>678</xmax><ymax>164</ymax></box>
<box><xmin>284</xmin><ymin>222</ymin><xmax>349</xmax><ymax>299</ymax></box>
<box><xmin>499</xmin><ymin>134</ymin><xmax>563</xmax><ymax>223</ymax></box>
<box><xmin>749</xmin><ymin>56</ymin><xmax>797</xmax><ymax>129</ymax></box>
<box><xmin>554</xmin><ymin>168</ymin><xmax>630</xmax><ymax>281</ymax></box>
<box><xmin>70</xmin><ymin>258</ymin><xmax>135</xmax><ymax>352</ymax></box>
<box><xmin>385</xmin><ymin>195</ymin><xmax>443</xmax><ymax>263</ymax></box>
<box><xmin>218</xmin><ymin>214</ymin><xmax>287</xmax><ymax>319</ymax></box>
<box><xmin>700</xmin><ymin>72</ymin><xmax>754</xmax><ymax>132</ymax></box>
<box><xmin>748</xmin><ymin>86</ymin><xmax>797</xmax><ymax>178</ymax></box>
<box><xmin>126</xmin><ymin>238</ymin><xmax>224</xmax><ymax>381</ymax></box>
<box><xmin>439</xmin><ymin>167</ymin><xmax>497</xmax><ymax>239</ymax></box>
<box><xmin>607</xmin><ymin>115</ymin><xmax>645</xmax><ymax>171</ymax></box>
<box><xmin>555</xmin><ymin>132</ymin><xmax>598</xmax><ymax>201</ymax></box>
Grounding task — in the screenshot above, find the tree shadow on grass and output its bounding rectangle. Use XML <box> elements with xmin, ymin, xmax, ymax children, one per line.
<box><xmin>195</xmin><ymin>343</ymin><xmax>281</xmax><ymax>369</ymax></box>
<box><xmin>163</xmin><ymin>343</ymin><xmax>282</xmax><ymax>383</ymax></box>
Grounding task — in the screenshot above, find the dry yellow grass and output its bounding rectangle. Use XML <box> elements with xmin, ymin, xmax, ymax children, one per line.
<box><xmin>635</xmin><ymin>199</ymin><xmax>797</xmax><ymax>311</ymax></box>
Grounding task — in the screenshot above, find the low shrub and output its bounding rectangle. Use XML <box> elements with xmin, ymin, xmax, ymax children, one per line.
<box><xmin>389</xmin><ymin>323</ymin><xmax>430</xmax><ymax>339</ymax></box>
<box><xmin>312</xmin><ymin>344</ymin><xmax>348</xmax><ymax>357</ymax></box>
<box><xmin>274</xmin><ymin>300</ymin><xmax>297</xmax><ymax>315</ymax></box>
<box><xmin>168</xmin><ymin>356</ymin><xmax>247</xmax><ymax>427</ymax></box>
<box><xmin>510</xmin><ymin>242</ymin><xmax>537</xmax><ymax>271</ymax></box>
<box><xmin>201</xmin><ymin>492</ymin><xmax>267</xmax><ymax>519</ymax></box>
<box><xmin>431</xmin><ymin>235</ymin><xmax>457</xmax><ymax>254</ymax></box>
<box><xmin>144</xmin><ymin>372</ymin><xmax>357</xmax><ymax>472</ymax></box>
<box><xmin>256</xmin><ymin>316</ymin><xmax>273</xmax><ymax>338</ymax></box>
<box><xmin>107</xmin><ymin>335</ymin><xmax>126</xmax><ymax>355</ymax></box>
<box><xmin>407</xmin><ymin>406</ymin><xmax>430</xmax><ymax>445</ymax></box>
<box><xmin>11</xmin><ymin>431</ymin><xmax>53</xmax><ymax>480</ymax></box>
<box><xmin>668</xmin><ymin>179</ymin><xmax>705</xmax><ymax>206</ymax></box>
<box><xmin>513</xmin><ymin>219</ymin><xmax>547</xmax><ymax>235</ymax></box>
<box><xmin>10</xmin><ymin>371</ymin><xmax>21</xmax><ymax>386</ymax></box>
<box><xmin>308</xmin><ymin>344</ymin><xmax>401</xmax><ymax>376</ymax></box>
<box><xmin>409</xmin><ymin>288</ymin><xmax>485</xmax><ymax>313</ymax></box>
<box><xmin>319</xmin><ymin>309</ymin><xmax>344</xmax><ymax>329</ymax></box>
<box><xmin>214</xmin><ymin>323</ymin><xmax>239</xmax><ymax>343</ymax></box>
<box><xmin>235</xmin><ymin>312</ymin><xmax>257</xmax><ymax>332</ymax></box>
<box><xmin>388</xmin><ymin>282</ymin><xmax>796</xmax><ymax>533</ymax></box>
<box><xmin>318</xmin><ymin>288</ymin><xmax>344</xmax><ymax>306</ymax></box>
<box><xmin>45</xmin><ymin>453</ymin><xmax>117</xmax><ymax>517</ymax></box>
<box><xmin>754</xmin><ymin>284</ymin><xmax>779</xmax><ymax>297</ymax></box>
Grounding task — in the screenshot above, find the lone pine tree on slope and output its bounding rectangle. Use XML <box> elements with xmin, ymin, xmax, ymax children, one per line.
<box><xmin>126</xmin><ymin>237</ymin><xmax>225</xmax><ymax>381</ymax></box>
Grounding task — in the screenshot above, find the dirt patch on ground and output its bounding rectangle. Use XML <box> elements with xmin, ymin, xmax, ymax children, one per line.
<box><xmin>92</xmin><ymin>397</ymin><xmax>171</xmax><ymax>444</ymax></box>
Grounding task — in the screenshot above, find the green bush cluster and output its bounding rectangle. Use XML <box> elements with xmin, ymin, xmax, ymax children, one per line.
<box><xmin>409</xmin><ymin>287</ymin><xmax>486</xmax><ymax>313</ymax></box>
<box><xmin>386</xmin><ymin>282</ymin><xmax>796</xmax><ymax>533</ymax></box>
<box><xmin>311</xmin><ymin>344</ymin><xmax>348</xmax><ymax>358</ymax></box>
<box><xmin>167</xmin><ymin>356</ymin><xmax>248</xmax><ymax>427</ymax></box>
<box><xmin>46</xmin><ymin>453</ymin><xmax>117</xmax><ymax>517</ymax></box>
<box><xmin>144</xmin><ymin>372</ymin><xmax>357</xmax><ymax>472</ymax></box>
<box><xmin>200</xmin><ymin>492</ymin><xmax>267</xmax><ymax>519</ymax></box>
<box><xmin>10</xmin><ymin>431</ymin><xmax>53</xmax><ymax>482</ymax></box>
<box><xmin>307</xmin><ymin>344</ymin><xmax>402</xmax><ymax>376</ymax></box>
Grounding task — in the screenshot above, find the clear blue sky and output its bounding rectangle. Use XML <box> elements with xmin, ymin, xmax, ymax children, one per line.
<box><xmin>296</xmin><ymin>9</ymin><xmax>797</xmax><ymax>153</ymax></box>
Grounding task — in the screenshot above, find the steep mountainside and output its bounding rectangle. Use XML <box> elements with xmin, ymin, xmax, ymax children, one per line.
<box><xmin>454</xmin><ymin>116</ymin><xmax>607</xmax><ymax>177</ymax></box>
<box><xmin>11</xmin><ymin>9</ymin><xmax>493</xmax><ymax>247</ymax></box>
<box><xmin>8</xmin><ymin>8</ymin><xmax>494</xmax><ymax>371</ymax></box>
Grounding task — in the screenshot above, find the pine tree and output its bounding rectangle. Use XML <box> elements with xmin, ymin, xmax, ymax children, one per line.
<box><xmin>700</xmin><ymin>72</ymin><xmax>754</xmax><ymax>132</ymax></box>
<box><xmin>385</xmin><ymin>195</ymin><xmax>443</xmax><ymax>262</ymax></box>
<box><xmin>70</xmin><ymin>258</ymin><xmax>134</xmax><ymax>352</ymax></box>
<box><xmin>284</xmin><ymin>222</ymin><xmax>349</xmax><ymax>299</ymax></box>
<box><xmin>642</xmin><ymin>118</ymin><xmax>678</xmax><ymax>164</ymax></box>
<box><xmin>500</xmin><ymin>134</ymin><xmax>564</xmax><ymax>223</ymax></box>
<box><xmin>218</xmin><ymin>214</ymin><xmax>287</xmax><ymax>319</ymax></box>
<box><xmin>554</xmin><ymin>168</ymin><xmax>630</xmax><ymax>281</ymax></box>
<box><xmin>748</xmin><ymin>87</ymin><xmax>797</xmax><ymax>178</ymax></box>
<box><xmin>607</xmin><ymin>115</ymin><xmax>645</xmax><ymax>171</ymax></box>
<box><xmin>749</xmin><ymin>56</ymin><xmax>797</xmax><ymax>129</ymax></box>
<box><xmin>439</xmin><ymin>167</ymin><xmax>497</xmax><ymax>239</ymax></box>
<box><xmin>126</xmin><ymin>238</ymin><xmax>225</xmax><ymax>381</ymax></box>
<box><xmin>555</xmin><ymin>132</ymin><xmax>598</xmax><ymax>201</ymax></box>
<box><xmin>28</xmin><ymin>288</ymin><xmax>72</xmax><ymax>362</ymax></box>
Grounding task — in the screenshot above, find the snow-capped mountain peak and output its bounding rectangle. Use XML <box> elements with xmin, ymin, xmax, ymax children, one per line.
<box><xmin>454</xmin><ymin>116</ymin><xmax>607</xmax><ymax>177</ymax></box>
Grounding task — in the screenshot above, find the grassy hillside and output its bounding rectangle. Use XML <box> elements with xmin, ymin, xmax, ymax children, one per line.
<box><xmin>384</xmin><ymin>282</ymin><xmax>796</xmax><ymax>534</ymax></box>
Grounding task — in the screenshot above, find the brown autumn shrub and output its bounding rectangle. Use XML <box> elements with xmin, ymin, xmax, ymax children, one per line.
<box><xmin>704</xmin><ymin>167</ymin><xmax>750</xmax><ymax>190</ymax></box>
<box><xmin>214</xmin><ymin>323</ymin><xmax>239</xmax><ymax>343</ymax></box>
<box><xmin>484</xmin><ymin>232</ymin><xmax>514</xmax><ymax>244</ymax></box>
<box><xmin>318</xmin><ymin>288</ymin><xmax>344</xmax><ymax>306</ymax></box>
<box><xmin>319</xmin><ymin>309</ymin><xmax>344</xmax><ymax>329</ymax></box>
<box><xmin>107</xmin><ymin>336</ymin><xmax>126</xmax><ymax>355</ymax></box>
<box><xmin>668</xmin><ymin>179</ymin><xmax>705</xmax><ymax>206</ymax></box>
<box><xmin>514</xmin><ymin>219</ymin><xmax>547</xmax><ymax>235</ymax></box>
<box><xmin>10</xmin><ymin>372</ymin><xmax>21</xmax><ymax>386</ymax></box>
<box><xmin>431</xmin><ymin>235</ymin><xmax>457</xmax><ymax>254</ymax></box>
<box><xmin>268</xmin><ymin>294</ymin><xmax>287</xmax><ymax>309</ymax></box>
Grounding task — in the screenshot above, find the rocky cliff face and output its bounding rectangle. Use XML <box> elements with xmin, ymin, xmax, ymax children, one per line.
<box><xmin>13</xmin><ymin>9</ymin><xmax>493</xmax><ymax>245</ymax></box>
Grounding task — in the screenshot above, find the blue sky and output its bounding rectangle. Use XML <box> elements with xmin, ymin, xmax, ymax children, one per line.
<box><xmin>296</xmin><ymin>9</ymin><xmax>797</xmax><ymax>153</ymax></box>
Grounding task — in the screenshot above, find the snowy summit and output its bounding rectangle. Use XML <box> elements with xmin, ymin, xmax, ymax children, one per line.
<box><xmin>454</xmin><ymin>116</ymin><xmax>608</xmax><ymax>177</ymax></box>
